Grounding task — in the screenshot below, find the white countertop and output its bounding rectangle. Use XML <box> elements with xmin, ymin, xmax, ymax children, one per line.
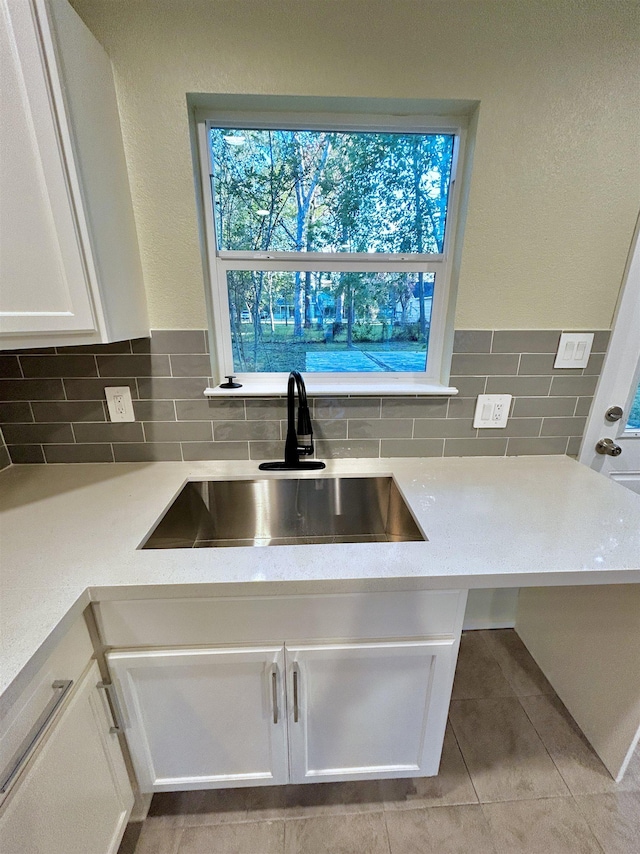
<box><xmin>1</xmin><ymin>455</ymin><xmax>639</xmax><ymax>710</ymax></box>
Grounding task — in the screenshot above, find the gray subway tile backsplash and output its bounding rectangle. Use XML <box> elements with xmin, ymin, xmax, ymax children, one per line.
<box><xmin>2</xmin><ymin>422</ymin><xmax>74</xmax><ymax>444</ymax></box>
<box><xmin>444</xmin><ymin>437</ymin><xmax>508</xmax><ymax>456</ymax></box>
<box><xmin>143</xmin><ymin>421</ymin><xmax>213</xmax><ymax>442</ymax></box>
<box><xmin>63</xmin><ymin>377</ymin><xmax>138</xmax><ymax>400</ymax></box>
<box><xmin>72</xmin><ymin>422</ymin><xmax>144</xmax><ymax>443</ymax></box>
<box><xmin>7</xmin><ymin>444</ymin><xmax>45</xmax><ymax>464</ymax></box>
<box><xmin>381</xmin><ymin>397</ymin><xmax>448</xmax><ymax>419</ymax></box>
<box><xmin>43</xmin><ymin>444</ymin><xmax>114</xmax><ymax>463</ymax></box>
<box><xmin>181</xmin><ymin>441</ymin><xmax>249</xmax><ymax>461</ymax></box>
<box><xmin>112</xmin><ymin>442</ymin><xmax>182</xmax><ymax>462</ymax></box>
<box><xmin>414</xmin><ymin>417</ymin><xmax>477</xmax><ymax>439</ymax></box>
<box><xmin>549</xmin><ymin>375</ymin><xmax>599</xmax><ymax>397</ymax></box>
<box><xmin>0</xmin><ymin>430</ymin><xmax>10</xmax><ymax>471</ymax></box>
<box><xmin>131</xmin><ymin>330</ymin><xmax>207</xmax><ymax>355</ymax></box>
<box><xmin>169</xmin><ymin>354</ymin><xmax>212</xmax><ymax>378</ymax></box>
<box><xmin>485</xmin><ymin>376</ymin><xmax>552</xmax><ymax>397</ymax></box>
<box><xmin>96</xmin><ymin>354</ymin><xmax>171</xmax><ymax>377</ymax></box>
<box><xmin>380</xmin><ymin>438</ymin><xmax>444</xmax><ymax>457</ymax></box>
<box><xmin>0</xmin><ymin>328</ymin><xmax>609</xmax><ymax>464</ymax></box>
<box><xmin>137</xmin><ymin>377</ymin><xmax>209</xmax><ymax>400</ymax></box>
<box><xmin>450</xmin><ymin>353</ymin><xmax>520</xmax><ymax>376</ymax></box>
<box><xmin>507</xmin><ymin>437</ymin><xmax>569</xmax><ymax>456</ymax></box>
<box><xmin>0</xmin><ymin>402</ymin><xmax>34</xmax><ymax>423</ymax></box>
<box><xmin>511</xmin><ymin>397</ymin><xmax>577</xmax><ymax>418</ymax></box>
<box><xmin>540</xmin><ymin>416</ymin><xmax>588</xmax><ymax>437</ymax></box>
<box><xmin>32</xmin><ymin>400</ymin><xmax>107</xmax><ymax>422</ymax></box>
<box><xmin>20</xmin><ymin>355</ymin><xmax>98</xmax><ymax>378</ymax></box>
<box><xmin>492</xmin><ymin>330</ymin><xmax>562</xmax><ymax>353</ymax></box>
<box><xmin>213</xmin><ymin>420</ymin><xmax>280</xmax><ymax>442</ymax></box>
<box><xmin>348</xmin><ymin>418</ymin><xmax>413</xmax><ymax>440</ymax></box>
<box><xmin>452</xmin><ymin>330</ymin><xmax>493</xmax><ymax>353</ymax></box>
<box><xmin>0</xmin><ymin>379</ymin><xmax>65</xmax><ymax>401</ymax></box>
<box><xmin>0</xmin><ymin>356</ymin><xmax>22</xmax><ymax>379</ymax></box>
<box><xmin>175</xmin><ymin>398</ymin><xmax>245</xmax><ymax>421</ymax></box>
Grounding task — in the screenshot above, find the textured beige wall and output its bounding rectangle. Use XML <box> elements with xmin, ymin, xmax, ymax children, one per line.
<box><xmin>70</xmin><ymin>0</ymin><xmax>640</xmax><ymax>330</ymax></box>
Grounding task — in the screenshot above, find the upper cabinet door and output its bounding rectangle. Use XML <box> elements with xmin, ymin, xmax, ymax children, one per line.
<box><xmin>106</xmin><ymin>646</ymin><xmax>289</xmax><ymax>792</ymax></box>
<box><xmin>0</xmin><ymin>0</ymin><xmax>148</xmax><ymax>350</ymax></box>
<box><xmin>0</xmin><ymin>0</ymin><xmax>97</xmax><ymax>337</ymax></box>
<box><xmin>286</xmin><ymin>639</ymin><xmax>458</xmax><ymax>785</ymax></box>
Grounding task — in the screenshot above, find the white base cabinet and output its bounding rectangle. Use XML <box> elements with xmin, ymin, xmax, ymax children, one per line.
<box><xmin>107</xmin><ymin>636</ymin><xmax>459</xmax><ymax>793</ymax></box>
<box><xmin>97</xmin><ymin>591</ymin><xmax>467</xmax><ymax>793</ymax></box>
<box><xmin>287</xmin><ymin>640</ymin><xmax>456</xmax><ymax>784</ymax></box>
<box><xmin>0</xmin><ymin>661</ymin><xmax>134</xmax><ymax>854</ymax></box>
<box><xmin>107</xmin><ymin>646</ymin><xmax>289</xmax><ymax>792</ymax></box>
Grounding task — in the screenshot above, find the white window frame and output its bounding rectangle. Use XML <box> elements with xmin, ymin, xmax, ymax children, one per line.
<box><xmin>193</xmin><ymin>106</ymin><xmax>469</xmax><ymax>396</ymax></box>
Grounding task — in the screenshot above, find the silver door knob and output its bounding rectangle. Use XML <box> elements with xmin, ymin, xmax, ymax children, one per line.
<box><xmin>595</xmin><ymin>438</ymin><xmax>622</xmax><ymax>456</ymax></box>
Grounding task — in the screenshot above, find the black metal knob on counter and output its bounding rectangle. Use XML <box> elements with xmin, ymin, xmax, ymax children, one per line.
<box><xmin>219</xmin><ymin>375</ymin><xmax>242</xmax><ymax>389</ymax></box>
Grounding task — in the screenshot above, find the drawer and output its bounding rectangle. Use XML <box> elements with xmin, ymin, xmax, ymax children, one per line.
<box><xmin>95</xmin><ymin>590</ymin><xmax>467</xmax><ymax>648</ymax></box>
<box><xmin>0</xmin><ymin>617</ymin><xmax>93</xmax><ymax>803</ymax></box>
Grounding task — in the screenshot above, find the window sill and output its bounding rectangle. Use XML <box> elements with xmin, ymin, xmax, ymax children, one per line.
<box><xmin>204</xmin><ymin>378</ymin><xmax>459</xmax><ymax>397</ymax></box>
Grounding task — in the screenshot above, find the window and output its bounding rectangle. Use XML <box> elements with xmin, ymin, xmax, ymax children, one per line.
<box><xmin>193</xmin><ymin>99</ymin><xmax>472</xmax><ymax>394</ymax></box>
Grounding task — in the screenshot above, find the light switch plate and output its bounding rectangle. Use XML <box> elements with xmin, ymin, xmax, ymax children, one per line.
<box><xmin>554</xmin><ymin>332</ymin><xmax>594</xmax><ymax>369</ymax></box>
<box><xmin>105</xmin><ymin>386</ymin><xmax>135</xmax><ymax>422</ymax></box>
<box><xmin>473</xmin><ymin>394</ymin><xmax>512</xmax><ymax>428</ymax></box>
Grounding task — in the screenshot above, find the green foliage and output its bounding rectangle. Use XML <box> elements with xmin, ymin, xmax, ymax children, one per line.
<box><xmin>211</xmin><ymin>127</ymin><xmax>452</xmax><ymax>371</ymax></box>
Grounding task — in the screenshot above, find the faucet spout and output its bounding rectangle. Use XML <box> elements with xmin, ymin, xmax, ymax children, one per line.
<box><xmin>259</xmin><ymin>371</ymin><xmax>326</xmax><ymax>471</ymax></box>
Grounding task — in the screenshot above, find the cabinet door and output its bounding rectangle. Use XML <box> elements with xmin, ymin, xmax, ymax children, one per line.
<box><xmin>287</xmin><ymin>639</ymin><xmax>457</xmax><ymax>784</ymax></box>
<box><xmin>0</xmin><ymin>0</ymin><xmax>97</xmax><ymax>338</ymax></box>
<box><xmin>107</xmin><ymin>646</ymin><xmax>289</xmax><ymax>792</ymax></box>
<box><xmin>0</xmin><ymin>662</ymin><xmax>133</xmax><ymax>854</ymax></box>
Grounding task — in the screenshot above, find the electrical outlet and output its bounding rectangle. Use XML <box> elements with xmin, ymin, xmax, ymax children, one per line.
<box><xmin>554</xmin><ymin>332</ymin><xmax>594</xmax><ymax>369</ymax></box>
<box><xmin>473</xmin><ymin>394</ymin><xmax>512</xmax><ymax>428</ymax></box>
<box><xmin>105</xmin><ymin>386</ymin><xmax>135</xmax><ymax>422</ymax></box>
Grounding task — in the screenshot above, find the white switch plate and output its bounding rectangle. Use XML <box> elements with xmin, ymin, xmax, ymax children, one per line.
<box><xmin>473</xmin><ymin>394</ymin><xmax>512</xmax><ymax>428</ymax></box>
<box><xmin>105</xmin><ymin>386</ymin><xmax>135</xmax><ymax>422</ymax></box>
<box><xmin>553</xmin><ymin>332</ymin><xmax>594</xmax><ymax>369</ymax></box>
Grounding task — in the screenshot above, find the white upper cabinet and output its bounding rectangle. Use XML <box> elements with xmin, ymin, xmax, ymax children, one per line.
<box><xmin>0</xmin><ymin>0</ymin><xmax>148</xmax><ymax>350</ymax></box>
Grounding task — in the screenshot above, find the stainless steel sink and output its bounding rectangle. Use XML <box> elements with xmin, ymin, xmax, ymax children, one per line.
<box><xmin>141</xmin><ymin>476</ymin><xmax>426</xmax><ymax>549</ymax></box>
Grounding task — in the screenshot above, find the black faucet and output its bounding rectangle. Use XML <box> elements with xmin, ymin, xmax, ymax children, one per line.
<box><xmin>259</xmin><ymin>371</ymin><xmax>326</xmax><ymax>471</ymax></box>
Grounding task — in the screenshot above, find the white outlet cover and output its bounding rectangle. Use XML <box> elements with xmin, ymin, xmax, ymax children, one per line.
<box><xmin>554</xmin><ymin>332</ymin><xmax>594</xmax><ymax>369</ymax></box>
<box><xmin>105</xmin><ymin>386</ymin><xmax>135</xmax><ymax>422</ymax></box>
<box><xmin>473</xmin><ymin>394</ymin><xmax>512</xmax><ymax>428</ymax></box>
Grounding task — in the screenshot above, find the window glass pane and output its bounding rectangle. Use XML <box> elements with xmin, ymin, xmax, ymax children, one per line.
<box><xmin>626</xmin><ymin>379</ymin><xmax>640</xmax><ymax>430</ymax></box>
<box><xmin>226</xmin><ymin>271</ymin><xmax>435</xmax><ymax>373</ymax></box>
<box><xmin>210</xmin><ymin>129</ymin><xmax>454</xmax><ymax>254</ymax></box>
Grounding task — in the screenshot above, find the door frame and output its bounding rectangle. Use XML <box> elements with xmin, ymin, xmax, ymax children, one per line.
<box><xmin>579</xmin><ymin>211</ymin><xmax>640</xmax><ymax>471</ymax></box>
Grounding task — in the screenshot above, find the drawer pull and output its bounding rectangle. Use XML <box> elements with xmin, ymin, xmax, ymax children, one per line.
<box><xmin>0</xmin><ymin>679</ymin><xmax>73</xmax><ymax>794</ymax></box>
<box><xmin>97</xmin><ymin>681</ymin><xmax>125</xmax><ymax>734</ymax></box>
<box><xmin>293</xmin><ymin>667</ymin><xmax>299</xmax><ymax>723</ymax></box>
<box><xmin>271</xmin><ymin>667</ymin><xmax>279</xmax><ymax>725</ymax></box>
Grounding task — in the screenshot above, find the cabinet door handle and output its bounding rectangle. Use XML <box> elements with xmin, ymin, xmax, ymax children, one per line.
<box><xmin>97</xmin><ymin>681</ymin><xmax>125</xmax><ymax>734</ymax></box>
<box><xmin>0</xmin><ymin>680</ymin><xmax>73</xmax><ymax>794</ymax></box>
<box><xmin>271</xmin><ymin>666</ymin><xmax>279</xmax><ymax>724</ymax></box>
<box><xmin>293</xmin><ymin>666</ymin><xmax>299</xmax><ymax>723</ymax></box>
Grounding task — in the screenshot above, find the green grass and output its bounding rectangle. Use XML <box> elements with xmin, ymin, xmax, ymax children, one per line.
<box><xmin>232</xmin><ymin>323</ymin><xmax>428</xmax><ymax>372</ymax></box>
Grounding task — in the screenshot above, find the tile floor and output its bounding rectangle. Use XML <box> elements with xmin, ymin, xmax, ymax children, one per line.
<box><xmin>119</xmin><ymin>630</ymin><xmax>640</xmax><ymax>854</ymax></box>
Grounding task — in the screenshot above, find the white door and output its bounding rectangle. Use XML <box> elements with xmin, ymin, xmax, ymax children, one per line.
<box><xmin>0</xmin><ymin>662</ymin><xmax>133</xmax><ymax>854</ymax></box>
<box><xmin>580</xmin><ymin>214</ymin><xmax>640</xmax><ymax>493</ymax></box>
<box><xmin>286</xmin><ymin>639</ymin><xmax>457</xmax><ymax>785</ymax></box>
<box><xmin>0</xmin><ymin>0</ymin><xmax>97</xmax><ymax>338</ymax></box>
<box><xmin>107</xmin><ymin>646</ymin><xmax>288</xmax><ymax>792</ymax></box>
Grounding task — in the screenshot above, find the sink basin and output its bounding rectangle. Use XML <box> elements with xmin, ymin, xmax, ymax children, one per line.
<box><xmin>141</xmin><ymin>476</ymin><xmax>426</xmax><ymax>549</ymax></box>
